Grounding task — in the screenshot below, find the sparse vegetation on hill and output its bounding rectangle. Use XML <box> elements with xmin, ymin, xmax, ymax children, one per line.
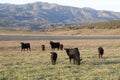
<box><xmin>45</xmin><ymin>20</ymin><xmax>120</xmax><ymax>32</ymax></box>
<box><xmin>0</xmin><ymin>2</ymin><xmax>120</xmax><ymax>29</ymax></box>
<box><xmin>0</xmin><ymin>20</ymin><xmax>120</xmax><ymax>36</ymax></box>
<box><xmin>79</xmin><ymin>20</ymin><xmax>120</xmax><ymax>29</ymax></box>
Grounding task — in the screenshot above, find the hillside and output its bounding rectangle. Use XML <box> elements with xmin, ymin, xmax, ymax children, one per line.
<box><xmin>79</xmin><ymin>20</ymin><xmax>120</xmax><ymax>29</ymax></box>
<box><xmin>0</xmin><ymin>2</ymin><xmax>120</xmax><ymax>30</ymax></box>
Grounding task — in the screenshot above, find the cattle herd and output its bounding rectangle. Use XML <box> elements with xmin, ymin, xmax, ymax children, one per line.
<box><xmin>20</xmin><ymin>41</ymin><xmax>104</xmax><ymax>65</ymax></box>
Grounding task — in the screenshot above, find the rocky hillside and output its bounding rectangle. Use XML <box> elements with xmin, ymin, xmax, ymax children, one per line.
<box><xmin>0</xmin><ymin>2</ymin><xmax>120</xmax><ymax>30</ymax></box>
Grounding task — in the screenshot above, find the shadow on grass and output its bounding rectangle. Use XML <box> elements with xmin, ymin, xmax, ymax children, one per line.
<box><xmin>109</xmin><ymin>56</ymin><xmax>120</xmax><ymax>59</ymax></box>
<box><xmin>102</xmin><ymin>60</ymin><xmax>120</xmax><ymax>65</ymax></box>
<box><xmin>93</xmin><ymin>60</ymin><xmax>120</xmax><ymax>65</ymax></box>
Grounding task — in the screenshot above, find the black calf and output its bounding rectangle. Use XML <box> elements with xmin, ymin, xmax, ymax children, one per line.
<box><xmin>50</xmin><ymin>52</ymin><xmax>57</xmax><ymax>65</ymax></box>
<box><xmin>98</xmin><ymin>46</ymin><xmax>104</xmax><ymax>58</ymax></box>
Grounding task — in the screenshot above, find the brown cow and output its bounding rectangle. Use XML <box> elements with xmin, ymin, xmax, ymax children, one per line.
<box><xmin>64</xmin><ymin>48</ymin><xmax>82</xmax><ymax>65</ymax></box>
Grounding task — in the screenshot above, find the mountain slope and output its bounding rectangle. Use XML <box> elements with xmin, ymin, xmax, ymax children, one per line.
<box><xmin>0</xmin><ymin>2</ymin><xmax>120</xmax><ymax>30</ymax></box>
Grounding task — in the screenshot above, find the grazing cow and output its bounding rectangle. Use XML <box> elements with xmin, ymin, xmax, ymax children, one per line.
<box><xmin>50</xmin><ymin>41</ymin><xmax>60</xmax><ymax>50</ymax></box>
<box><xmin>21</xmin><ymin>42</ymin><xmax>31</xmax><ymax>51</ymax></box>
<box><xmin>41</xmin><ymin>45</ymin><xmax>45</xmax><ymax>51</ymax></box>
<box><xmin>50</xmin><ymin>52</ymin><xmax>57</xmax><ymax>65</ymax></box>
<box><xmin>98</xmin><ymin>46</ymin><xmax>104</xmax><ymax>58</ymax></box>
<box><xmin>64</xmin><ymin>48</ymin><xmax>82</xmax><ymax>65</ymax></box>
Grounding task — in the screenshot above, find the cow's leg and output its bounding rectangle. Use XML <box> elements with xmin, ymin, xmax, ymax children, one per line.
<box><xmin>51</xmin><ymin>57</ymin><xmax>55</xmax><ymax>65</ymax></box>
<box><xmin>52</xmin><ymin>60</ymin><xmax>54</xmax><ymax>65</ymax></box>
<box><xmin>29</xmin><ymin>48</ymin><xmax>31</xmax><ymax>51</ymax></box>
<box><xmin>51</xmin><ymin>58</ymin><xmax>53</xmax><ymax>65</ymax></box>
<box><xmin>53</xmin><ymin>60</ymin><xmax>56</xmax><ymax>65</ymax></box>
<box><xmin>21</xmin><ymin>48</ymin><xmax>23</xmax><ymax>51</ymax></box>
<box><xmin>99</xmin><ymin>54</ymin><xmax>101</xmax><ymax>58</ymax></box>
<box><xmin>101</xmin><ymin>53</ymin><xmax>103</xmax><ymax>58</ymax></box>
<box><xmin>54</xmin><ymin>60</ymin><xmax>56</xmax><ymax>65</ymax></box>
<box><xmin>100</xmin><ymin>54</ymin><xmax>103</xmax><ymax>58</ymax></box>
<box><xmin>69</xmin><ymin>58</ymin><xmax>72</xmax><ymax>63</ymax></box>
<box><xmin>77</xmin><ymin>58</ymin><xmax>80</xmax><ymax>65</ymax></box>
<box><xmin>73</xmin><ymin>58</ymin><xmax>76</xmax><ymax>64</ymax></box>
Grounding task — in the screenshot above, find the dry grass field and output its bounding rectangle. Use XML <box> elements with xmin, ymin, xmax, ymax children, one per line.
<box><xmin>0</xmin><ymin>28</ymin><xmax>120</xmax><ymax>36</ymax></box>
<box><xmin>0</xmin><ymin>39</ymin><xmax>120</xmax><ymax>80</ymax></box>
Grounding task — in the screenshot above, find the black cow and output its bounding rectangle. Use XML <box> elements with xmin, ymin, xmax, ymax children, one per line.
<box><xmin>98</xmin><ymin>46</ymin><xmax>104</xmax><ymax>58</ymax></box>
<box><xmin>50</xmin><ymin>52</ymin><xmax>57</xmax><ymax>65</ymax></box>
<box><xmin>41</xmin><ymin>45</ymin><xmax>45</xmax><ymax>51</ymax></box>
<box><xmin>64</xmin><ymin>48</ymin><xmax>82</xmax><ymax>65</ymax></box>
<box><xmin>50</xmin><ymin>41</ymin><xmax>60</xmax><ymax>50</ymax></box>
<box><xmin>21</xmin><ymin>42</ymin><xmax>31</xmax><ymax>51</ymax></box>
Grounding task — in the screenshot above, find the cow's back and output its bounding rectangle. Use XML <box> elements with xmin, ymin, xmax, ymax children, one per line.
<box><xmin>50</xmin><ymin>41</ymin><xmax>60</xmax><ymax>49</ymax></box>
<box><xmin>69</xmin><ymin>48</ymin><xmax>80</xmax><ymax>55</ymax></box>
<box><xmin>98</xmin><ymin>47</ymin><xmax>104</xmax><ymax>54</ymax></box>
<box><xmin>21</xmin><ymin>42</ymin><xmax>31</xmax><ymax>51</ymax></box>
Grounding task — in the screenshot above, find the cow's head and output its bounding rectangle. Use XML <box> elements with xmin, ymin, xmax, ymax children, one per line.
<box><xmin>20</xmin><ymin>42</ymin><xmax>24</xmax><ymax>44</ymax></box>
<box><xmin>50</xmin><ymin>41</ymin><xmax>53</xmax><ymax>44</ymax></box>
<box><xmin>64</xmin><ymin>48</ymin><xmax>70</xmax><ymax>56</ymax></box>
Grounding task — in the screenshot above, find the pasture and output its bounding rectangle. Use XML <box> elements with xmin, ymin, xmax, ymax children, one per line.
<box><xmin>0</xmin><ymin>40</ymin><xmax>120</xmax><ymax>80</ymax></box>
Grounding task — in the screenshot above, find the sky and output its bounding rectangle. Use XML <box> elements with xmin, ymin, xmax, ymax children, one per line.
<box><xmin>0</xmin><ymin>0</ymin><xmax>120</xmax><ymax>12</ymax></box>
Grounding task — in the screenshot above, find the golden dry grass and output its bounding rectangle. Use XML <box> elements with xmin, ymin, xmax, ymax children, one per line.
<box><xmin>0</xmin><ymin>40</ymin><xmax>120</xmax><ymax>80</ymax></box>
<box><xmin>0</xmin><ymin>29</ymin><xmax>120</xmax><ymax>36</ymax></box>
